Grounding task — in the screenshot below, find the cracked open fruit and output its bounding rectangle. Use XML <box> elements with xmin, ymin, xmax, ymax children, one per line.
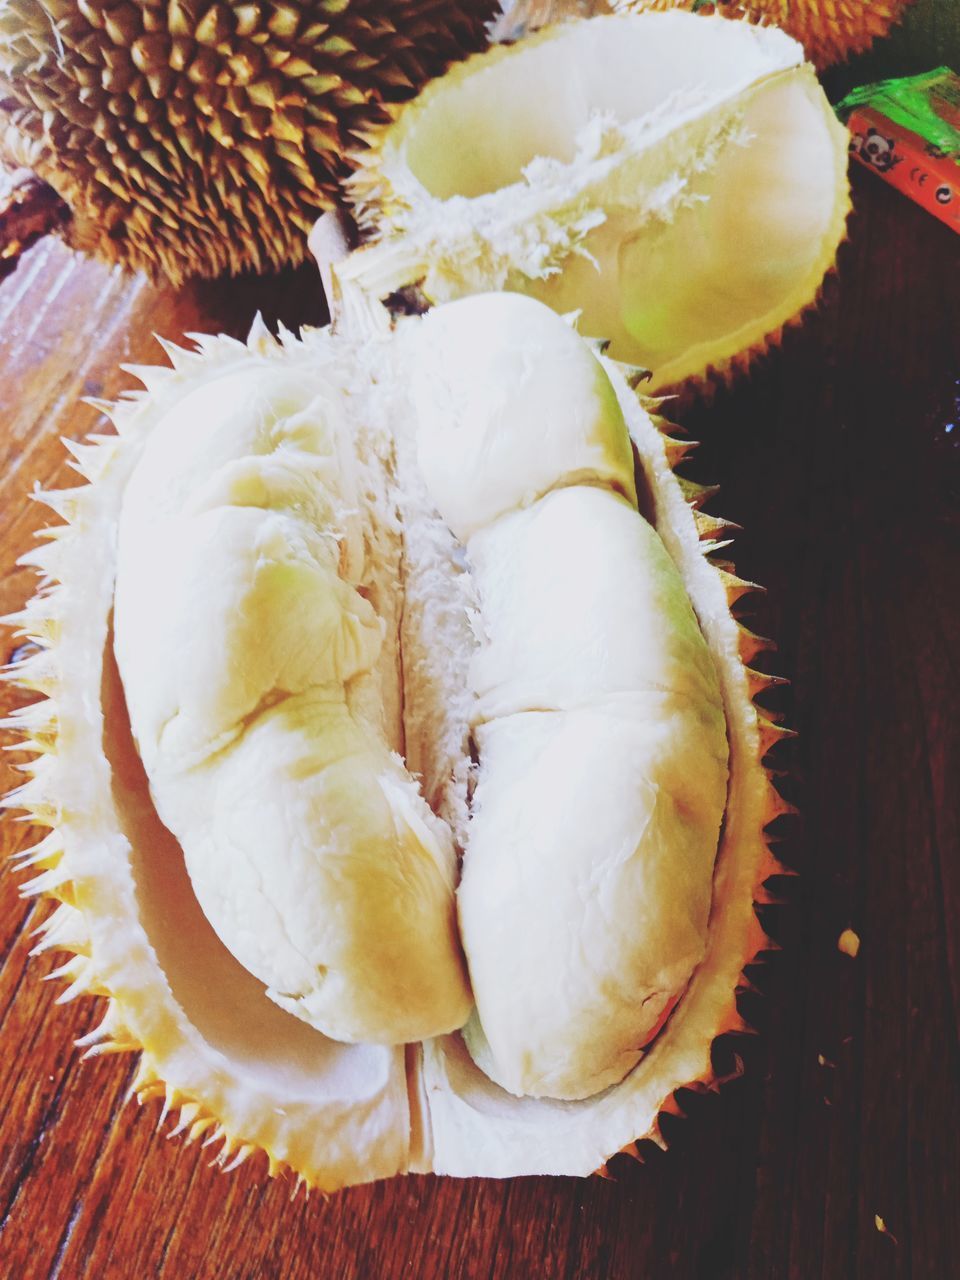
<box><xmin>344</xmin><ymin>10</ymin><xmax>851</xmax><ymax>393</ymax></box>
<box><xmin>4</xmin><ymin>289</ymin><xmax>788</xmax><ymax>1189</ymax></box>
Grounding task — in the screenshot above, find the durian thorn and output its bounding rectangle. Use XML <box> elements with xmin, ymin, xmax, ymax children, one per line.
<box><xmin>718</xmin><ymin>569</ymin><xmax>765</xmax><ymax>605</ymax></box>
<box><xmin>745</xmin><ymin>666</ymin><xmax>789</xmax><ymax>698</ymax></box>
<box><xmin>695</xmin><ymin>511</ymin><xmax>742</xmax><ymax>541</ymax></box>
<box><xmin>757</xmin><ymin>716</ymin><xmax>797</xmax><ymax>756</ymax></box>
<box><xmin>221</xmin><ymin>1144</ymin><xmax>256</xmax><ymax>1174</ymax></box>
<box><xmin>737</xmin><ymin>623</ymin><xmax>776</xmax><ymax>664</ymax></box>
<box><xmin>646</xmin><ymin>1123</ymin><xmax>668</xmax><ymax>1153</ymax></box>
<box><xmin>625</xmin><ymin>365</ymin><xmax>653</xmax><ymax>390</ymax></box>
<box><xmin>201</xmin><ymin>1122</ymin><xmax>229</xmax><ymax>1151</ymax></box>
<box><xmin>662</xmin><ymin>437</ymin><xmax>698</xmax><ymax>466</ymax></box>
<box><xmin>75</xmin><ymin>1004</ymin><xmax>123</xmax><ymax>1050</ymax></box>
<box><xmin>45</xmin><ymin>955</ymin><xmax>91</xmax><ymax>1003</ymax></box>
<box><xmin>136</xmin><ymin>1083</ymin><xmax>169</xmax><ymax>1105</ymax></box>
<box><xmin>186</xmin><ymin>1116</ymin><xmax>217</xmax><ymax>1146</ymax></box>
<box><xmin>701</xmin><ymin>538</ymin><xmax>735</xmax><ymax>558</ymax></box>
<box><xmin>155</xmin><ymin>1085</ymin><xmax>181</xmax><ymax>1134</ymax></box>
<box><xmin>19</xmin><ymin>864</ymin><xmax>72</xmax><ymax>898</ymax></box>
<box><xmin>11</xmin><ymin>831</ymin><xmax>62</xmax><ymax>872</ymax></box>
<box><xmin>677</xmin><ymin>477</ymin><xmax>719</xmax><ymax>510</ymax></box>
<box><xmin>30</xmin><ymin>485</ymin><xmax>85</xmax><ymax>520</ymax></box>
<box><xmin>80</xmin><ymin>397</ymin><xmax>117</xmax><ymax>420</ymax></box>
<box><xmin>168</xmin><ymin>1102</ymin><xmax>202</xmax><ymax>1139</ymax></box>
<box><xmin>126</xmin><ymin>1058</ymin><xmax>160</xmax><ymax>1105</ymax></box>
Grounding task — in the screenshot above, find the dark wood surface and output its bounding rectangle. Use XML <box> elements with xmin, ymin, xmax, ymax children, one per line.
<box><xmin>1</xmin><ymin>72</ymin><xmax>959</xmax><ymax>1280</ymax></box>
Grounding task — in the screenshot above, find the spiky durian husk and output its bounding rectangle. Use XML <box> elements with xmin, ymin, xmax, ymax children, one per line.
<box><xmin>0</xmin><ymin>0</ymin><xmax>495</xmax><ymax>283</ymax></box>
<box><xmin>2</xmin><ymin>311</ymin><xmax>793</xmax><ymax>1188</ymax></box>
<box><xmin>341</xmin><ymin>13</ymin><xmax>851</xmax><ymax>397</ymax></box>
<box><xmin>617</xmin><ymin>0</ymin><xmax>914</xmax><ymax>69</ymax></box>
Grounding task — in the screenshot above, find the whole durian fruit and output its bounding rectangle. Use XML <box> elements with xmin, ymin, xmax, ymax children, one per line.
<box><xmin>618</xmin><ymin>0</ymin><xmax>916</xmax><ymax>71</ymax></box>
<box><xmin>0</xmin><ymin>0</ymin><xmax>494</xmax><ymax>281</ymax></box>
<box><xmin>4</xmin><ymin>282</ymin><xmax>791</xmax><ymax>1189</ymax></box>
<box><xmin>343</xmin><ymin>11</ymin><xmax>852</xmax><ymax>393</ymax></box>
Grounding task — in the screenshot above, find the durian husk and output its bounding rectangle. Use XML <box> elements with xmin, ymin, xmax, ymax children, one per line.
<box><xmin>342</xmin><ymin>12</ymin><xmax>851</xmax><ymax>396</ymax></box>
<box><xmin>0</xmin><ymin>0</ymin><xmax>495</xmax><ymax>283</ymax></box>
<box><xmin>617</xmin><ymin>0</ymin><xmax>915</xmax><ymax>71</ymax></box>
<box><xmin>2</xmin><ymin>287</ymin><xmax>793</xmax><ymax>1188</ymax></box>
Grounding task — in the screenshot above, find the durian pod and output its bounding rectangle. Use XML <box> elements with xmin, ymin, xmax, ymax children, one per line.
<box><xmin>3</xmin><ymin>277</ymin><xmax>793</xmax><ymax>1189</ymax></box>
<box><xmin>0</xmin><ymin>0</ymin><xmax>496</xmax><ymax>283</ymax></box>
<box><xmin>616</xmin><ymin>0</ymin><xmax>916</xmax><ymax>71</ymax></box>
<box><xmin>342</xmin><ymin>10</ymin><xmax>852</xmax><ymax>395</ymax></box>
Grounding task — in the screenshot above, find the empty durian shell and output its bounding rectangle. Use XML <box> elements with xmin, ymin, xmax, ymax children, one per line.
<box><xmin>0</xmin><ymin>0</ymin><xmax>494</xmax><ymax>283</ymax></box>
<box><xmin>343</xmin><ymin>11</ymin><xmax>851</xmax><ymax>394</ymax></box>
<box><xmin>617</xmin><ymin>1</ymin><xmax>916</xmax><ymax>71</ymax></box>
<box><xmin>3</xmin><ymin>291</ymin><xmax>790</xmax><ymax>1189</ymax></box>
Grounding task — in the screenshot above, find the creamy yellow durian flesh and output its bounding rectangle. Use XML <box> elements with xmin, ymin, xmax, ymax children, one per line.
<box><xmin>6</xmin><ymin>289</ymin><xmax>784</xmax><ymax>1186</ymax></box>
<box><xmin>404</xmin><ymin>295</ymin><xmax>728</xmax><ymax>1099</ymax></box>
<box><xmin>113</xmin><ymin>363</ymin><xmax>471</xmax><ymax>1046</ymax></box>
<box><xmin>343</xmin><ymin>11</ymin><xmax>851</xmax><ymax>392</ymax></box>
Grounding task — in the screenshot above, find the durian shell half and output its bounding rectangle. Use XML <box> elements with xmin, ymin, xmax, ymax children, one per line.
<box><xmin>3</xmin><ymin>297</ymin><xmax>790</xmax><ymax>1188</ymax></box>
<box><xmin>342</xmin><ymin>11</ymin><xmax>852</xmax><ymax>395</ymax></box>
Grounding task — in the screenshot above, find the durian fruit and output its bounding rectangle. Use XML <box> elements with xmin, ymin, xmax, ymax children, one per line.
<box><xmin>343</xmin><ymin>11</ymin><xmax>851</xmax><ymax>393</ymax></box>
<box><xmin>0</xmin><ymin>0</ymin><xmax>494</xmax><ymax>282</ymax></box>
<box><xmin>618</xmin><ymin>1</ymin><xmax>915</xmax><ymax>71</ymax></box>
<box><xmin>3</xmin><ymin>286</ymin><xmax>789</xmax><ymax>1189</ymax></box>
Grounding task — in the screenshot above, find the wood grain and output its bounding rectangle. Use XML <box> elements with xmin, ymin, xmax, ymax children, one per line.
<box><xmin>0</xmin><ymin>168</ymin><xmax>958</xmax><ymax>1280</ymax></box>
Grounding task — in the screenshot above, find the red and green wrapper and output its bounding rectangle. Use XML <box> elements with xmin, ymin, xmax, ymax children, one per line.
<box><xmin>837</xmin><ymin>68</ymin><xmax>960</xmax><ymax>235</ymax></box>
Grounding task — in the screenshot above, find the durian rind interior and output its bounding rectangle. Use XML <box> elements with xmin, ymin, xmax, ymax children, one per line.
<box><xmin>5</xmin><ymin>298</ymin><xmax>781</xmax><ymax>1187</ymax></box>
<box><xmin>343</xmin><ymin>11</ymin><xmax>851</xmax><ymax>392</ymax></box>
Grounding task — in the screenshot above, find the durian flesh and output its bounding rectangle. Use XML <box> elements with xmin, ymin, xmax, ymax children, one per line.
<box><xmin>5</xmin><ymin>291</ymin><xmax>784</xmax><ymax>1188</ymax></box>
<box><xmin>344</xmin><ymin>12</ymin><xmax>851</xmax><ymax>392</ymax></box>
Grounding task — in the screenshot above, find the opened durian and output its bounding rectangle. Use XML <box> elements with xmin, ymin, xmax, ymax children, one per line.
<box><xmin>618</xmin><ymin>1</ymin><xmax>915</xmax><ymax>71</ymax></box>
<box><xmin>4</xmin><ymin>288</ymin><xmax>787</xmax><ymax>1189</ymax></box>
<box><xmin>344</xmin><ymin>11</ymin><xmax>851</xmax><ymax>393</ymax></box>
<box><xmin>0</xmin><ymin>0</ymin><xmax>493</xmax><ymax>281</ymax></box>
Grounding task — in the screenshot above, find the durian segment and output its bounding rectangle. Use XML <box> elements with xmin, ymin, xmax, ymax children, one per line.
<box><xmin>3</xmin><ymin>336</ymin><xmax>415</xmax><ymax>1192</ymax></box>
<box><xmin>420</xmin><ymin>357</ymin><xmax>777</xmax><ymax>1176</ymax></box>
<box><xmin>0</xmin><ymin>0</ymin><xmax>496</xmax><ymax>281</ymax></box>
<box><xmin>343</xmin><ymin>12</ymin><xmax>851</xmax><ymax>392</ymax></box>
<box><xmin>405</xmin><ymin>292</ymin><xmax>728</xmax><ymax>1101</ymax></box>
<box><xmin>406</xmin><ymin>293</ymin><xmax>636</xmax><ymax>541</ymax></box>
<box><xmin>461</xmin><ymin>691</ymin><xmax>727</xmax><ymax>1100</ymax></box>
<box><xmin>467</xmin><ymin>486</ymin><xmax>721</xmax><ymax>722</ymax></box>
<box><xmin>114</xmin><ymin>356</ymin><xmax>471</xmax><ymax>1045</ymax></box>
<box><xmin>619</xmin><ymin>0</ymin><xmax>914</xmax><ymax>71</ymax></box>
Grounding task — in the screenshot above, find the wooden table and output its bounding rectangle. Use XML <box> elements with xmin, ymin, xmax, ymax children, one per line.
<box><xmin>0</xmin><ymin>150</ymin><xmax>958</xmax><ymax>1280</ymax></box>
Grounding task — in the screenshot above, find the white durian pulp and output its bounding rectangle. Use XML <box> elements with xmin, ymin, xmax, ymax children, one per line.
<box><xmin>404</xmin><ymin>294</ymin><xmax>728</xmax><ymax>1099</ymax></box>
<box><xmin>114</xmin><ymin>361</ymin><xmax>471</xmax><ymax>1045</ymax></box>
<box><xmin>407</xmin><ymin>292</ymin><xmax>636</xmax><ymax>540</ymax></box>
<box><xmin>113</xmin><ymin>292</ymin><xmax>727</xmax><ymax>1089</ymax></box>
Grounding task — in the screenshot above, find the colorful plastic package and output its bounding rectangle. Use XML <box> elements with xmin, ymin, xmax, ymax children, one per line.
<box><xmin>837</xmin><ymin>68</ymin><xmax>960</xmax><ymax>234</ymax></box>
